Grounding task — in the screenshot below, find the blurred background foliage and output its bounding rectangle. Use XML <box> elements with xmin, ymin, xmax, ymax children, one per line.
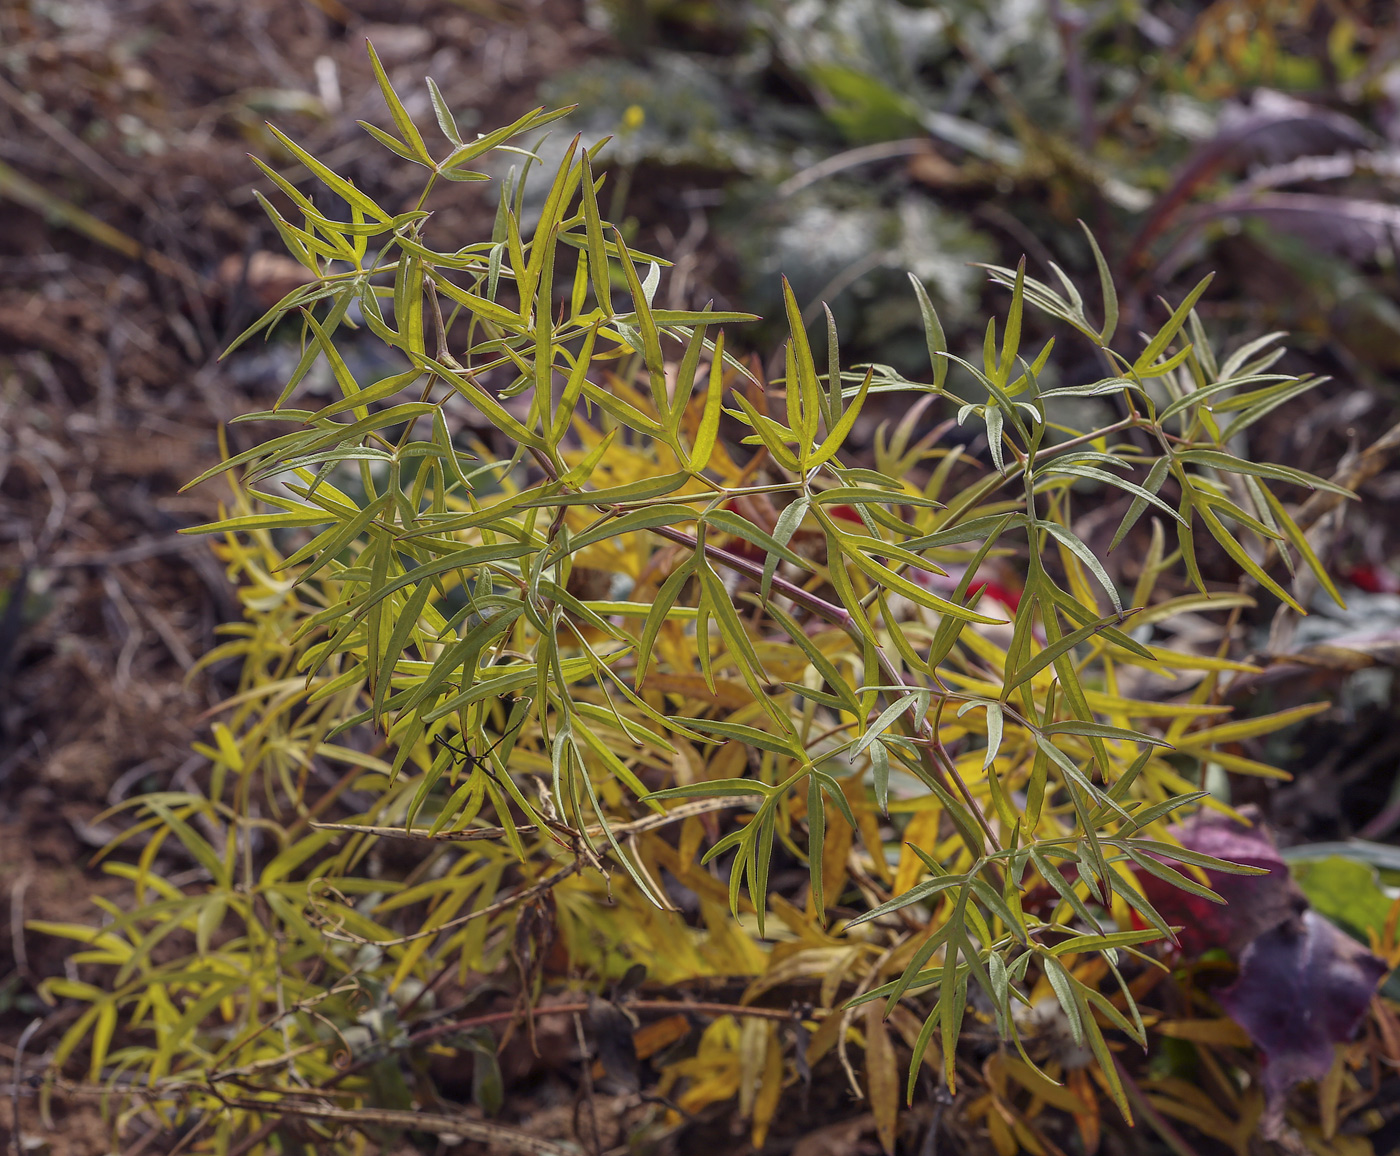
<box><xmin>546</xmin><ymin>0</ymin><xmax>1400</xmax><ymax>383</ymax></box>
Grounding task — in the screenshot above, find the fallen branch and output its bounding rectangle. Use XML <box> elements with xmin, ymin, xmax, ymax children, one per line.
<box><xmin>223</xmin><ymin>1098</ymin><xmax>576</xmax><ymax>1156</ymax></box>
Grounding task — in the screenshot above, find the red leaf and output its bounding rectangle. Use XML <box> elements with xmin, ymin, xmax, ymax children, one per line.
<box><xmin>1134</xmin><ymin>809</ymin><xmax>1308</xmax><ymax>956</ymax></box>
<box><xmin>1343</xmin><ymin>564</ymin><xmax>1400</xmax><ymax>594</ymax></box>
<box><xmin>966</xmin><ymin>578</ymin><xmax>1021</xmax><ymax>613</ymax></box>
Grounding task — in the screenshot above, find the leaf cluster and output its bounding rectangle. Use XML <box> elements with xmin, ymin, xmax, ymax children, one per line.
<box><xmin>37</xmin><ymin>52</ymin><xmax>1355</xmax><ymax>1155</ymax></box>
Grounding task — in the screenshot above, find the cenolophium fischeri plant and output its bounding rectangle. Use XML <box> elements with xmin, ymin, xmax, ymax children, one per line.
<box><xmin>36</xmin><ymin>43</ymin><xmax>1355</xmax><ymax>1155</ymax></box>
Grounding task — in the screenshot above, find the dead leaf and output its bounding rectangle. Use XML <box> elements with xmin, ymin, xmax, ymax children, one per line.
<box><xmin>738</xmin><ymin>1016</ymin><xmax>770</xmax><ymax>1120</ymax></box>
<box><xmin>647</xmin><ymin>671</ymin><xmax>754</xmax><ymax>709</ymax></box>
<box><xmin>907</xmin><ymin>146</ymin><xmax>963</xmax><ymax>187</ymax></box>
<box><xmin>1155</xmin><ymin>1018</ymin><xmax>1254</xmax><ymax>1048</ymax></box>
<box><xmin>865</xmin><ymin>1005</ymin><xmax>899</xmax><ymax>1156</ymax></box>
<box><xmin>751</xmin><ymin>1020</ymin><xmax>785</xmax><ymax>1148</ymax></box>
<box><xmin>586</xmin><ymin>993</ymin><xmax>641</xmax><ymax>1092</ymax></box>
<box><xmin>633</xmin><ymin>1014</ymin><xmax>690</xmax><ymax>1060</ymax></box>
<box><xmin>894</xmin><ymin>808</ymin><xmax>942</xmax><ymax>897</ymax></box>
<box><xmin>216</xmin><ymin>251</ymin><xmax>315</xmax><ymax>310</ymax></box>
<box><xmin>790</xmin><ymin>1114</ymin><xmax>880</xmax><ymax>1156</ymax></box>
<box><xmin>887</xmin><ymin>1005</ymin><xmax>942</xmax><ymax>1077</ymax></box>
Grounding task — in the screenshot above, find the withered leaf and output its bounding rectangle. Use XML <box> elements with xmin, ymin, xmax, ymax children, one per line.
<box><xmin>586</xmin><ymin>992</ymin><xmax>640</xmax><ymax>1092</ymax></box>
<box><xmin>752</xmin><ymin>1024</ymin><xmax>786</xmax><ymax>1149</ymax></box>
<box><xmin>864</xmin><ymin>1005</ymin><xmax>899</xmax><ymax>1156</ymax></box>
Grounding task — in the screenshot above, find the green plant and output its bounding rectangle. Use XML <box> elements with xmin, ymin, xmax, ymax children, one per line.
<box><xmin>37</xmin><ymin>47</ymin><xmax>1368</xmax><ymax>1155</ymax></box>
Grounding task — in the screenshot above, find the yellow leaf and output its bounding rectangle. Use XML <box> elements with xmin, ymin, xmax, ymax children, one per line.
<box><xmin>1318</xmin><ymin>1045</ymin><xmax>1346</xmax><ymax>1140</ymax></box>
<box><xmin>857</xmin><ymin>805</ymin><xmax>892</xmax><ymax>884</ymax></box>
<box><xmin>986</xmin><ymin>1103</ymin><xmax>1021</xmax><ymax>1156</ymax></box>
<box><xmin>811</xmin><ymin>799</ymin><xmax>854</xmax><ymax>921</ymax></box>
<box><xmin>211</xmin><ymin>722</ymin><xmax>244</xmax><ymax>772</ymax></box>
<box><xmin>806</xmin><ymin>1004</ymin><xmax>849</xmax><ymax>1067</ymax></box>
<box><xmin>998</xmin><ymin>1054</ymin><xmax>1090</xmax><ymax>1116</ymax></box>
<box><xmin>739</xmin><ymin>1017</ymin><xmax>771</xmax><ymax>1120</ymax></box>
<box><xmin>865</xmin><ymin>1005</ymin><xmax>900</xmax><ymax>1156</ymax></box>
<box><xmin>751</xmin><ymin>1022</ymin><xmax>785</xmax><ymax>1148</ymax></box>
<box><xmin>1196</xmin><ymin>749</ymin><xmax>1293</xmax><ymax>780</ymax></box>
<box><xmin>1067</xmin><ymin>1068</ymin><xmax>1101</xmax><ymax>1156</ymax></box>
<box><xmin>1145</xmin><ymin>1094</ymin><xmax>1243</xmax><ymax>1153</ymax></box>
<box><xmin>1178</xmin><ymin>700</ymin><xmax>1330</xmax><ymax>748</ymax></box>
<box><xmin>821</xmin><ymin>945</ymin><xmax>870</xmax><ymax>1011</ymax></box>
<box><xmin>1155</xmin><ymin>1018</ymin><xmax>1253</xmax><ymax>1048</ymax></box>
<box><xmin>745</xmin><ymin>947</ymin><xmax>854</xmax><ymax>1007</ymax></box>
<box><xmin>679</xmin><ymin>816</ymin><xmax>704</xmax><ymax>871</ymax></box>
<box><xmin>647</xmin><ymin>671</ymin><xmax>754</xmax><ymax>709</ymax></box>
<box><xmin>895</xmin><ymin>809</ymin><xmax>943</xmax><ymax>896</ymax></box>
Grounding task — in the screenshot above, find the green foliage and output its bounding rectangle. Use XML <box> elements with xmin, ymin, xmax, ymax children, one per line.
<box><xmin>39</xmin><ymin>51</ymin><xmax>1357</xmax><ymax>1154</ymax></box>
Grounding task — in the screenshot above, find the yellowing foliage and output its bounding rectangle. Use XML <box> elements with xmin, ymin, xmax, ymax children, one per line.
<box><xmin>33</xmin><ymin>47</ymin><xmax>1383</xmax><ymax>1156</ymax></box>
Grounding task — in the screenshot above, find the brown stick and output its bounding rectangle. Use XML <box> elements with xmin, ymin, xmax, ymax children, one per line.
<box><xmin>222</xmin><ymin>1098</ymin><xmax>576</xmax><ymax>1156</ymax></box>
<box><xmin>404</xmin><ymin>998</ymin><xmax>822</xmax><ymax>1051</ymax></box>
<box><xmin>1295</xmin><ymin>417</ymin><xmax>1400</xmax><ymax>534</ymax></box>
<box><xmin>320</xmin><ymin>860</ymin><xmax>584</xmax><ymax>949</ymax></box>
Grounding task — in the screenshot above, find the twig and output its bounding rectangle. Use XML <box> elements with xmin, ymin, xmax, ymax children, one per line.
<box><xmin>573</xmin><ymin>1012</ymin><xmax>603</xmax><ymax>1156</ymax></box>
<box><xmin>24</xmin><ymin>1004</ymin><xmax>825</xmax><ymax>1145</ymax></box>
<box><xmin>837</xmin><ymin>939</ymin><xmax>902</xmax><ymax>1101</ymax></box>
<box><xmin>918</xmin><ymin>1082</ymin><xmax>951</xmax><ymax>1156</ymax></box>
<box><xmin>558</xmin><ymin>476</ymin><xmax>1002</xmax><ymax>845</ymax></box>
<box><xmin>9</xmin><ymin>870</ymin><xmax>32</xmax><ymax>980</ymax></box>
<box><xmin>1291</xmin><ymin>417</ymin><xmax>1400</xmax><ymax>538</ymax></box>
<box><xmin>1252</xmin><ymin>416</ymin><xmax>1400</xmax><ymax>657</ymax></box>
<box><xmin>117</xmin><ymin>1122</ymin><xmax>163</xmax><ymax>1156</ymax></box>
<box><xmin>221</xmin><ymin>1097</ymin><xmax>576</xmax><ymax>1156</ymax></box>
<box><xmin>155</xmin><ymin>1115</ymin><xmax>211</xmax><ymax>1156</ymax></box>
<box><xmin>48</xmin><ymin>534</ymin><xmax>198</xmax><ymax>568</ymax></box>
<box><xmin>11</xmin><ymin>1017</ymin><xmax>41</xmax><ymax>1156</ymax></box>
<box><xmin>518</xmin><ymin>436</ymin><xmax>852</xmax><ymax>629</ymax></box>
<box><xmin>777</xmin><ymin>140</ymin><xmax>933</xmax><ymax>199</ymax></box>
<box><xmin>1048</xmin><ymin>0</ymin><xmax>1095</xmax><ymax>149</ymax></box>
<box><xmin>0</xmin><ymin>159</ymin><xmax>205</xmax><ymax>292</ymax></box>
<box><xmin>319</xmin><ymin>859</ymin><xmax>583</xmax><ymax>948</ymax></box>
<box><xmin>406</xmin><ymin>999</ymin><xmax>824</xmax><ymax>1052</ymax></box>
<box><xmin>224</xmin><ymin>1116</ymin><xmax>280</xmax><ymax>1156</ymax></box>
<box><xmin>801</xmin><ymin>250</ymin><xmax>891</xmax><ymax>326</ymax></box>
<box><xmin>313</xmin><ymin>794</ymin><xmax>762</xmax><ymax>844</ymax></box>
<box><xmin>0</xmin><ymin>567</ymin><xmax>30</xmax><ymax>692</ymax></box>
<box><xmin>0</xmin><ymin>74</ymin><xmax>151</xmax><ymax>210</ymax></box>
<box><xmin>1101</xmin><ymin>8</ymin><xmax>1209</xmax><ymax>138</ymax></box>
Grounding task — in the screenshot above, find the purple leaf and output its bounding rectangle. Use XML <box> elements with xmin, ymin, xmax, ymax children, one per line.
<box><xmin>1130</xmin><ymin>90</ymin><xmax>1375</xmax><ymax>264</ymax></box>
<box><xmin>1131</xmin><ymin>809</ymin><xmax>1388</xmax><ymax>1133</ymax></box>
<box><xmin>1189</xmin><ymin>193</ymin><xmax>1400</xmax><ymax>264</ymax></box>
<box><xmin>1217</xmin><ymin>911</ymin><xmax>1386</xmax><ymax>1136</ymax></box>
